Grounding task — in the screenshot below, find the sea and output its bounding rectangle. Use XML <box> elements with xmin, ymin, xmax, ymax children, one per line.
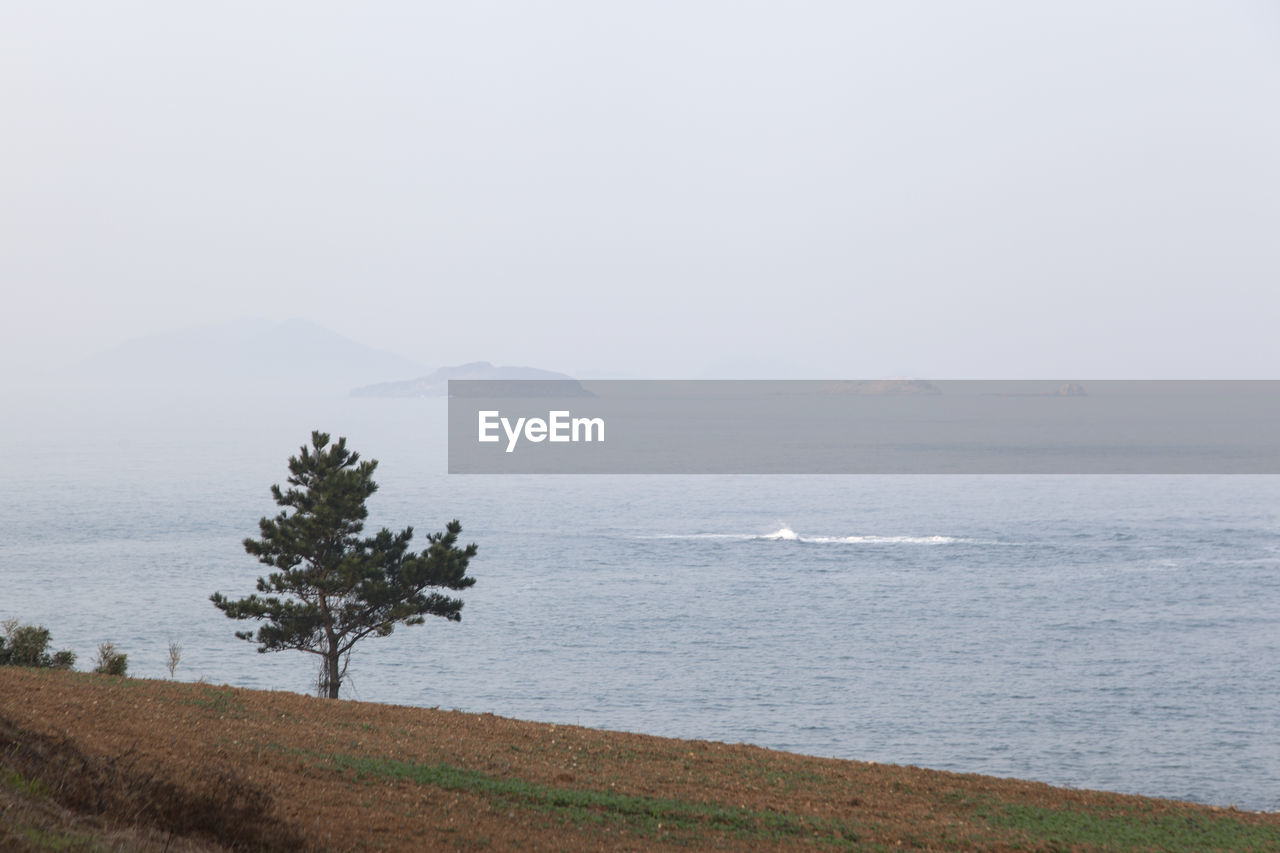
<box><xmin>2</xmin><ymin>392</ymin><xmax>1278</xmax><ymax>811</ymax></box>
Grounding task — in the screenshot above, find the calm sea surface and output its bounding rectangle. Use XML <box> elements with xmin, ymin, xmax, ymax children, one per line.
<box><xmin>2</xmin><ymin>394</ymin><xmax>1278</xmax><ymax>810</ymax></box>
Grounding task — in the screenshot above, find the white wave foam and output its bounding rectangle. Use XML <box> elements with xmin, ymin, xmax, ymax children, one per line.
<box><xmin>643</xmin><ymin>527</ymin><xmax>972</xmax><ymax>544</ymax></box>
<box><xmin>806</xmin><ymin>534</ymin><xmax>966</xmax><ymax>544</ymax></box>
<box><xmin>756</xmin><ymin>527</ymin><xmax>967</xmax><ymax>544</ymax></box>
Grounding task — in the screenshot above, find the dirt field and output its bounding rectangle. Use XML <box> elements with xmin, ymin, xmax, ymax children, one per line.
<box><xmin>2</xmin><ymin>667</ymin><xmax>1278</xmax><ymax>851</ymax></box>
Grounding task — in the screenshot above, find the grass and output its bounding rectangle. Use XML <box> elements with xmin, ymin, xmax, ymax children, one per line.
<box><xmin>2</xmin><ymin>768</ymin><xmax>52</xmax><ymax>799</ymax></box>
<box><xmin>326</xmin><ymin>752</ymin><xmax>867</xmax><ymax>847</ymax></box>
<box><xmin>972</xmin><ymin>799</ymin><xmax>1280</xmax><ymax>852</ymax></box>
<box><xmin>178</xmin><ymin>686</ymin><xmax>248</xmax><ymax>717</ymax></box>
<box><xmin>0</xmin><ymin>706</ymin><xmax>303</xmax><ymax>851</ymax></box>
<box><xmin>3</xmin><ymin>666</ymin><xmax>1280</xmax><ymax>851</ymax></box>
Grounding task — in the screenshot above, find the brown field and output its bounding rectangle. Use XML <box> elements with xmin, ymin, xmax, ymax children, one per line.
<box><xmin>2</xmin><ymin>667</ymin><xmax>1277</xmax><ymax>852</ymax></box>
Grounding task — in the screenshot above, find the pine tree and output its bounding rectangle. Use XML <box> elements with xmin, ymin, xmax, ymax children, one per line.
<box><xmin>211</xmin><ymin>431</ymin><xmax>477</xmax><ymax>698</ymax></box>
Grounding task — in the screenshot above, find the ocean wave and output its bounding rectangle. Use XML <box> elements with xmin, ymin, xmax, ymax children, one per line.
<box><xmin>645</xmin><ymin>526</ymin><xmax>971</xmax><ymax>544</ymax></box>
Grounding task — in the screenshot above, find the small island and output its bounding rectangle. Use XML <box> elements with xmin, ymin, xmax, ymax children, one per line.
<box><xmin>351</xmin><ymin>361</ymin><xmax>589</xmax><ymax>398</ymax></box>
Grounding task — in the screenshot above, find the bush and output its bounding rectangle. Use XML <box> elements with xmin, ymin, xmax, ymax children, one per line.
<box><xmin>0</xmin><ymin>620</ymin><xmax>76</xmax><ymax>670</ymax></box>
<box><xmin>92</xmin><ymin>642</ymin><xmax>128</xmax><ymax>677</ymax></box>
<box><xmin>166</xmin><ymin>640</ymin><xmax>181</xmax><ymax>679</ymax></box>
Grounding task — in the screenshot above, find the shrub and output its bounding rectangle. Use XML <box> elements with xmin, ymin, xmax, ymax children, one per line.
<box><xmin>166</xmin><ymin>640</ymin><xmax>182</xmax><ymax>679</ymax></box>
<box><xmin>0</xmin><ymin>620</ymin><xmax>76</xmax><ymax>670</ymax></box>
<box><xmin>92</xmin><ymin>642</ymin><xmax>128</xmax><ymax>677</ymax></box>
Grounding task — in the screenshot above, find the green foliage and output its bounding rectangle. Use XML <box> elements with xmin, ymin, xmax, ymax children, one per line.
<box><xmin>92</xmin><ymin>642</ymin><xmax>128</xmax><ymax>677</ymax></box>
<box><xmin>294</xmin><ymin>749</ymin><xmax>865</xmax><ymax>846</ymax></box>
<box><xmin>211</xmin><ymin>431</ymin><xmax>477</xmax><ymax>698</ymax></box>
<box><xmin>971</xmin><ymin>799</ymin><xmax>1280</xmax><ymax>851</ymax></box>
<box><xmin>0</xmin><ymin>620</ymin><xmax>76</xmax><ymax>670</ymax></box>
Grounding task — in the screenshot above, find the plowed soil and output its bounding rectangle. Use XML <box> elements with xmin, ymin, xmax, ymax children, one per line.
<box><xmin>2</xmin><ymin>667</ymin><xmax>1278</xmax><ymax>851</ymax></box>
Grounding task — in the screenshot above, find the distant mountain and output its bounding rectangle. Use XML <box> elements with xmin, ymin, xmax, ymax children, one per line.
<box><xmin>81</xmin><ymin>319</ymin><xmax>424</xmax><ymax>396</ymax></box>
<box><xmin>989</xmin><ymin>382</ymin><xmax>1089</xmax><ymax>398</ymax></box>
<box><xmin>351</xmin><ymin>362</ymin><xmax>586</xmax><ymax>397</ymax></box>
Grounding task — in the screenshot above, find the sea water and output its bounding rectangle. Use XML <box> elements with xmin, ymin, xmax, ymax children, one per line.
<box><xmin>2</xmin><ymin>393</ymin><xmax>1278</xmax><ymax>810</ymax></box>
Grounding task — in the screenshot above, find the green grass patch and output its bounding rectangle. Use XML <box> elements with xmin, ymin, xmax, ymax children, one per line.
<box><xmin>2</xmin><ymin>768</ymin><xmax>51</xmax><ymax>799</ymax></box>
<box><xmin>752</xmin><ymin>766</ymin><xmax>835</xmax><ymax>792</ymax></box>
<box><xmin>322</xmin><ymin>752</ymin><xmax>865</xmax><ymax>847</ymax></box>
<box><xmin>972</xmin><ymin>799</ymin><xmax>1280</xmax><ymax>852</ymax></box>
<box><xmin>17</xmin><ymin>824</ymin><xmax>113</xmax><ymax>852</ymax></box>
<box><xmin>178</xmin><ymin>688</ymin><xmax>247</xmax><ymax>717</ymax></box>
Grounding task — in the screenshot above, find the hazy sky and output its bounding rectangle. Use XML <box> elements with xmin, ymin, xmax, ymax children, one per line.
<box><xmin>3</xmin><ymin>2</ymin><xmax>1278</xmax><ymax>379</ymax></box>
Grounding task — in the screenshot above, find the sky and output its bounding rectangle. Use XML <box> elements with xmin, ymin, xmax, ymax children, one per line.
<box><xmin>2</xmin><ymin>1</ymin><xmax>1278</xmax><ymax>381</ymax></box>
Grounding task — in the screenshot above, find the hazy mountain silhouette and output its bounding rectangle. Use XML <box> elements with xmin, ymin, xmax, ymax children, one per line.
<box><xmin>79</xmin><ymin>318</ymin><xmax>424</xmax><ymax>396</ymax></box>
<box><xmin>352</xmin><ymin>362</ymin><xmax>582</xmax><ymax>397</ymax></box>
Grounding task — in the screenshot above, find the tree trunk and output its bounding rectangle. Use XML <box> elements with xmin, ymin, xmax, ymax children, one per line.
<box><xmin>325</xmin><ymin>649</ymin><xmax>341</xmax><ymax>699</ymax></box>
